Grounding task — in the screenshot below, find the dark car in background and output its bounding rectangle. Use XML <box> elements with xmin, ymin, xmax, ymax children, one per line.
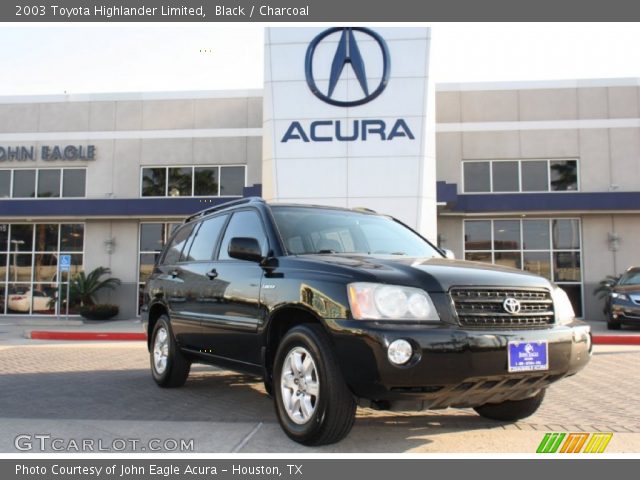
<box><xmin>141</xmin><ymin>198</ymin><xmax>592</xmax><ymax>445</ymax></box>
<box><xmin>606</xmin><ymin>267</ymin><xmax>640</xmax><ymax>330</ymax></box>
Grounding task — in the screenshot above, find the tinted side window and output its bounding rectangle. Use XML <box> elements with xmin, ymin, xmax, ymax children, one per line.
<box><xmin>185</xmin><ymin>214</ymin><xmax>228</xmax><ymax>261</ymax></box>
<box><xmin>162</xmin><ymin>224</ymin><xmax>194</xmax><ymax>265</ymax></box>
<box><xmin>218</xmin><ymin>210</ymin><xmax>267</xmax><ymax>260</ymax></box>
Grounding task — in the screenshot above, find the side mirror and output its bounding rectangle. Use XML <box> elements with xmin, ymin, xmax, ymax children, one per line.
<box><xmin>228</xmin><ymin>237</ymin><xmax>263</xmax><ymax>263</ymax></box>
<box><xmin>442</xmin><ymin>248</ymin><xmax>455</xmax><ymax>260</ymax></box>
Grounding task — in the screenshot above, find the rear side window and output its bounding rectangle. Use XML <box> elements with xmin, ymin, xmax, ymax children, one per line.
<box><xmin>185</xmin><ymin>214</ymin><xmax>228</xmax><ymax>261</ymax></box>
<box><xmin>218</xmin><ymin>210</ymin><xmax>267</xmax><ymax>260</ymax></box>
<box><xmin>162</xmin><ymin>224</ymin><xmax>194</xmax><ymax>265</ymax></box>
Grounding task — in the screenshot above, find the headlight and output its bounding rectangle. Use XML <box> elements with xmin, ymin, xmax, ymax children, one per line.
<box><xmin>553</xmin><ymin>286</ymin><xmax>575</xmax><ymax>325</ymax></box>
<box><xmin>347</xmin><ymin>283</ymin><xmax>440</xmax><ymax>321</ymax></box>
<box><xmin>611</xmin><ymin>292</ymin><xmax>629</xmax><ymax>301</ymax></box>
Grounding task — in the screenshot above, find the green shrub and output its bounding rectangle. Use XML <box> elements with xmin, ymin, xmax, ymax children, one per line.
<box><xmin>80</xmin><ymin>304</ymin><xmax>119</xmax><ymax>320</ymax></box>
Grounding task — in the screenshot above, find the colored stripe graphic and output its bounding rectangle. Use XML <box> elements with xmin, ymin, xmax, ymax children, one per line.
<box><xmin>537</xmin><ymin>432</ymin><xmax>613</xmax><ymax>453</ymax></box>
<box><xmin>536</xmin><ymin>432</ymin><xmax>566</xmax><ymax>453</ymax></box>
<box><xmin>583</xmin><ymin>433</ymin><xmax>613</xmax><ymax>453</ymax></box>
<box><xmin>559</xmin><ymin>433</ymin><xmax>589</xmax><ymax>453</ymax></box>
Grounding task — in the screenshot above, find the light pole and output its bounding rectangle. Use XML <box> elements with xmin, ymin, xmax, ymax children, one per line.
<box><xmin>10</xmin><ymin>240</ymin><xmax>25</xmax><ymax>283</ymax></box>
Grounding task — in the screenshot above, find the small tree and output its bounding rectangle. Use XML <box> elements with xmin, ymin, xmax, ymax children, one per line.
<box><xmin>70</xmin><ymin>267</ymin><xmax>121</xmax><ymax>307</ymax></box>
<box><xmin>593</xmin><ymin>274</ymin><xmax>622</xmax><ymax>301</ymax></box>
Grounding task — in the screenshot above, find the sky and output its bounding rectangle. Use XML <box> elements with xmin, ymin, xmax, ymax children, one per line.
<box><xmin>0</xmin><ymin>23</ymin><xmax>639</xmax><ymax>95</ymax></box>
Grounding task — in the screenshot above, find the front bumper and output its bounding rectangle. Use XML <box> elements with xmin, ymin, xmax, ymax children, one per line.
<box><xmin>611</xmin><ymin>302</ymin><xmax>640</xmax><ymax>324</ymax></box>
<box><xmin>326</xmin><ymin>319</ymin><xmax>591</xmax><ymax>410</ymax></box>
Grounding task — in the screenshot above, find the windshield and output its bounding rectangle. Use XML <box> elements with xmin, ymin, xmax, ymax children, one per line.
<box><xmin>619</xmin><ymin>270</ymin><xmax>640</xmax><ymax>286</ymax></box>
<box><xmin>271</xmin><ymin>206</ymin><xmax>442</xmax><ymax>258</ymax></box>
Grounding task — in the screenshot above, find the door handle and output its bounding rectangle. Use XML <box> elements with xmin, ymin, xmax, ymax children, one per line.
<box><xmin>206</xmin><ymin>269</ymin><xmax>218</xmax><ymax>280</ymax></box>
<box><xmin>170</xmin><ymin>269</ymin><xmax>179</xmax><ymax>278</ymax></box>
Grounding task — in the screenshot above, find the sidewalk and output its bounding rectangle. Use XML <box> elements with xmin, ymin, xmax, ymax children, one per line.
<box><xmin>3</xmin><ymin>316</ymin><xmax>639</xmax><ymax>345</ymax></box>
<box><xmin>0</xmin><ymin>316</ymin><xmax>145</xmax><ymax>341</ymax></box>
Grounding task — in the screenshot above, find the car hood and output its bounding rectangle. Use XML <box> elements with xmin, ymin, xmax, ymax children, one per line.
<box><xmin>613</xmin><ymin>285</ymin><xmax>640</xmax><ymax>294</ymax></box>
<box><xmin>292</xmin><ymin>254</ymin><xmax>552</xmax><ymax>292</ymax></box>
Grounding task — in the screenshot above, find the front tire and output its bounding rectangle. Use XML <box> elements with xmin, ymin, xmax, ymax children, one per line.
<box><xmin>474</xmin><ymin>389</ymin><xmax>545</xmax><ymax>421</ymax></box>
<box><xmin>273</xmin><ymin>324</ymin><xmax>356</xmax><ymax>445</ymax></box>
<box><xmin>150</xmin><ymin>315</ymin><xmax>191</xmax><ymax>388</ymax></box>
<box><xmin>607</xmin><ymin>317</ymin><xmax>622</xmax><ymax>330</ymax></box>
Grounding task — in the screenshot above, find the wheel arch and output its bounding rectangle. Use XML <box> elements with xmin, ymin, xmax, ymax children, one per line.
<box><xmin>263</xmin><ymin>305</ymin><xmax>331</xmax><ymax>386</ymax></box>
<box><xmin>146</xmin><ymin>302</ymin><xmax>169</xmax><ymax>351</ymax></box>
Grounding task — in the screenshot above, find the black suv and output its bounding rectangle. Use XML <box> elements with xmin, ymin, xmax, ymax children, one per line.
<box><xmin>142</xmin><ymin>197</ymin><xmax>591</xmax><ymax>445</ymax></box>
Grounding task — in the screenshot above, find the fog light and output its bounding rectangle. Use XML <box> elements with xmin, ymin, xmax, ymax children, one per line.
<box><xmin>388</xmin><ymin>339</ymin><xmax>413</xmax><ymax>365</ymax></box>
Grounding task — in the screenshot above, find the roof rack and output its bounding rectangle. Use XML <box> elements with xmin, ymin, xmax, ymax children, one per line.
<box><xmin>351</xmin><ymin>206</ymin><xmax>377</xmax><ymax>213</ymax></box>
<box><xmin>185</xmin><ymin>197</ymin><xmax>265</xmax><ymax>223</ymax></box>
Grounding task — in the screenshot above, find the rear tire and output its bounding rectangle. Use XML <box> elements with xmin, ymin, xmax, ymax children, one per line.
<box><xmin>474</xmin><ymin>389</ymin><xmax>545</xmax><ymax>421</ymax></box>
<box><xmin>273</xmin><ymin>324</ymin><xmax>356</xmax><ymax>445</ymax></box>
<box><xmin>150</xmin><ymin>315</ymin><xmax>191</xmax><ymax>388</ymax></box>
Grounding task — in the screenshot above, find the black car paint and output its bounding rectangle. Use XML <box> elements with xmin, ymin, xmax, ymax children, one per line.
<box><xmin>142</xmin><ymin>199</ymin><xmax>591</xmax><ymax>408</ymax></box>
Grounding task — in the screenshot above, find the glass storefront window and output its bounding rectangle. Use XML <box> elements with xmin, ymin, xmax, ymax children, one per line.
<box><xmin>12</xmin><ymin>170</ymin><xmax>36</xmax><ymax>198</ymax></box>
<box><xmin>492</xmin><ymin>161</ymin><xmax>519</xmax><ymax>192</ymax></box>
<box><xmin>142</xmin><ymin>168</ymin><xmax>166</xmax><ymax>197</ymax></box>
<box><xmin>463</xmin><ymin>162</ymin><xmax>490</xmax><ymax>193</ymax></box>
<box><xmin>35</xmin><ymin>224</ymin><xmax>59</xmax><ymax>252</ymax></box>
<box><xmin>463</xmin><ymin>159</ymin><xmax>579</xmax><ymax>193</ymax></box>
<box><xmin>62</xmin><ymin>169</ymin><xmax>86</xmax><ymax>197</ymax></box>
<box><xmin>0</xmin><ymin>224</ymin><xmax>84</xmax><ymax>315</ymax></box>
<box><xmin>464</xmin><ymin>218</ymin><xmax>583</xmax><ymax>316</ymax></box>
<box><xmin>194</xmin><ymin>167</ymin><xmax>219</xmax><ymax>196</ymax></box>
<box><xmin>1</xmin><ymin>169</ymin><xmax>86</xmax><ymax>198</ymax></box>
<box><xmin>550</xmin><ymin>160</ymin><xmax>578</xmax><ymax>191</ymax></box>
<box><xmin>37</xmin><ymin>169</ymin><xmax>61</xmax><ymax>198</ymax></box>
<box><xmin>0</xmin><ymin>170</ymin><xmax>10</xmax><ymax>198</ymax></box>
<box><xmin>523</xmin><ymin>220</ymin><xmax>550</xmax><ymax>250</ymax></box>
<box><xmin>140</xmin><ymin>224</ymin><xmax>164</xmax><ymax>252</ymax></box>
<box><xmin>493</xmin><ymin>220</ymin><xmax>520</xmax><ymax>250</ymax></box>
<box><xmin>60</xmin><ymin>224</ymin><xmax>84</xmax><ymax>251</ymax></box>
<box><xmin>220</xmin><ymin>166</ymin><xmax>245</xmax><ymax>196</ymax></box>
<box><xmin>10</xmin><ymin>224</ymin><xmax>33</xmax><ymax>251</ymax></box>
<box><xmin>141</xmin><ymin>166</ymin><xmax>245</xmax><ymax>198</ymax></box>
<box><xmin>521</xmin><ymin>161</ymin><xmax>548</xmax><ymax>191</ymax></box>
<box><xmin>465</xmin><ymin>251</ymin><xmax>492</xmax><ymax>263</ymax></box>
<box><xmin>168</xmin><ymin>167</ymin><xmax>192</xmax><ymax>197</ymax></box>
<box><xmin>464</xmin><ymin>220</ymin><xmax>491</xmax><ymax>250</ymax></box>
<box><xmin>523</xmin><ymin>251</ymin><xmax>552</xmax><ymax>280</ymax></box>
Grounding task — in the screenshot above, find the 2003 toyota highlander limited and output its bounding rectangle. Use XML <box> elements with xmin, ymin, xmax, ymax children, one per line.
<box><xmin>141</xmin><ymin>197</ymin><xmax>591</xmax><ymax>445</ymax></box>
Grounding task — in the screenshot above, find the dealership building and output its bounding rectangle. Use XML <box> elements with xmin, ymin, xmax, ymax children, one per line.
<box><xmin>0</xmin><ymin>27</ymin><xmax>638</xmax><ymax>320</ymax></box>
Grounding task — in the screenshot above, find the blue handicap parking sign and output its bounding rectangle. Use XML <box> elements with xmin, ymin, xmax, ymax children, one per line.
<box><xmin>59</xmin><ymin>255</ymin><xmax>71</xmax><ymax>272</ymax></box>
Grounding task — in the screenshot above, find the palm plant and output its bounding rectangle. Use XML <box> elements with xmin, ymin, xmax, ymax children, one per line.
<box><xmin>593</xmin><ymin>274</ymin><xmax>621</xmax><ymax>300</ymax></box>
<box><xmin>70</xmin><ymin>267</ymin><xmax>121</xmax><ymax>307</ymax></box>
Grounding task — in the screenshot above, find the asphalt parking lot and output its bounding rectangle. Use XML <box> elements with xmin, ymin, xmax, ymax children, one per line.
<box><xmin>0</xmin><ymin>340</ymin><xmax>639</xmax><ymax>453</ymax></box>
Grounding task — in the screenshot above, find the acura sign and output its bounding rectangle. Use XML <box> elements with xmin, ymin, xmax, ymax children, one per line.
<box><xmin>262</xmin><ymin>27</ymin><xmax>436</xmax><ymax>238</ymax></box>
<box><xmin>281</xmin><ymin>27</ymin><xmax>415</xmax><ymax>143</ymax></box>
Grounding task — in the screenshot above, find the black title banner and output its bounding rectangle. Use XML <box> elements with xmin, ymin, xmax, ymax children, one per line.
<box><xmin>2</xmin><ymin>0</ymin><xmax>640</xmax><ymax>21</ymax></box>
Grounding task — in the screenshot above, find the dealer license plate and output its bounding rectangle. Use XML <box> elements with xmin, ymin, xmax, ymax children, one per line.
<box><xmin>508</xmin><ymin>340</ymin><xmax>548</xmax><ymax>372</ymax></box>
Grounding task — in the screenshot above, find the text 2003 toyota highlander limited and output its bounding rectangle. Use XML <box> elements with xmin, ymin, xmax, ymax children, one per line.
<box><xmin>141</xmin><ymin>198</ymin><xmax>591</xmax><ymax>446</ymax></box>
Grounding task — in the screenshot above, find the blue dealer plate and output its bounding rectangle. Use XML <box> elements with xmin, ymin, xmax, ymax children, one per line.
<box><xmin>508</xmin><ymin>340</ymin><xmax>549</xmax><ymax>372</ymax></box>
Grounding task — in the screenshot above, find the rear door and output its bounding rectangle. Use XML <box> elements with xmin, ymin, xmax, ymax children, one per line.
<box><xmin>156</xmin><ymin>223</ymin><xmax>199</xmax><ymax>348</ymax></box>
<box><xmin>177</xmin><ymin>213</ymin><xmax>229</xmax><ymax>350</ymax></box>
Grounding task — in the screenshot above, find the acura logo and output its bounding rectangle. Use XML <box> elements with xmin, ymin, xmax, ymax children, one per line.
<box><xmin>503</xmin><ymin>297</ymin><xmax>521</xmax><ymax>315</ymax></box>
<box><xmin>305</xmin><ymin>27</ymin><xmax>391</xmax><ymax>107</ymax></box>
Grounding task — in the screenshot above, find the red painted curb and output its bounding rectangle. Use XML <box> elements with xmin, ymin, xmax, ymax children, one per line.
<box><xmin>592</xmin><ymin>335</ymin><xmax>640</xmax><ymax>346</ymax></box>
<box><xmin>29</xmin><ymin>331</ymin><xmax>146</xmax><ymax>341</ymax></box>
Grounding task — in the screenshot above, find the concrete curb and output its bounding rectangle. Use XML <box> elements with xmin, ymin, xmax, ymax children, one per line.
<box><xmin>29</xmin><ymin>331</ymin><xmax>146</xmax><ymax>341</ymax></box>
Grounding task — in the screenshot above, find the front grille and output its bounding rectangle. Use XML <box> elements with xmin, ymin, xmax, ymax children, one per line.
<box><xmin>450</xmin><ymin>287</ymin><xmax>554</xmax><ymax>328</ymax></box>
